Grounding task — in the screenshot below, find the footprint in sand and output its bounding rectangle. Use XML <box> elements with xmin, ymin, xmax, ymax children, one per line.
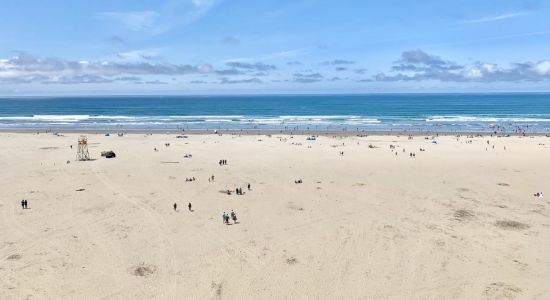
<box><xmin>483</xmin><ymin>282</ymin><xmax>522</xmax><ymax>299</ymax></box>
<box><xmin>495</xmin><ymin>220</ymin><xmax>530</xmax><ymax>230</ymax></box>
<box><xmin>211</xmin><ymin>281</ymin><xmax>223</xmax><ymax>298</ymax></box>
<box><xmin>453</xmin><ymin>209</ymin><xmax>475</xmax><ymax>222</ymax></box>
<box><xmin>7</xmin><ymin>254</ymin><xmax>22</xmax><ymax>260</ymax></box>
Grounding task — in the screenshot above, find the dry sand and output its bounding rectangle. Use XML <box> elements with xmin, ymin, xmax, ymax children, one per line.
<box><xmin>1</xmin><ymin>132</ymin><xmax>549</xmax><ymax>299</ymax></box>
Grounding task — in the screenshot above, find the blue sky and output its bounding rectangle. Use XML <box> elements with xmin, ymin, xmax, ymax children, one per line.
<box><xmin>0</xmin><ymin>0</ymin><xmax>549</xmax><ymax>95</ymax></box>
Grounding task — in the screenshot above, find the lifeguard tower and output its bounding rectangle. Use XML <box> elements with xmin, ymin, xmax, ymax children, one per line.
<box><xmin>76</xmin><ymin>135</ymin><xmax>90</xmax><ymax>161</ymax></box>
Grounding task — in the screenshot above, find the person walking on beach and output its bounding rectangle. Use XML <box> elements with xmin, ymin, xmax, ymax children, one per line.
<box><xmin>188</xmin><ymin>202</ymin><xmax>192</xmax><ymax>212</ymax></box>
<box><xmin>173</xmin><ymin>202</ymin><xmax>177</xmax><ymax>211</ymax></box>
<box><xmin>24</xmin><ymin>199</ymin><xmax>28</xmax><ymax>209</ymax></box>
<box><xmin>247</xmin><ymin>183</ymin><xmax>251</xmax><ymax>190</ymax></box>
<box><xmin>222</xmin><ymin>212</ymin><xmax>227</xmax><ymax>224</ymax></box>
<box><xmin>231</xmin><ymin>210</ymin><xmax>237</xmax><ymax>224</ymax></box>
<box><xmin>21</xmin><ymin>199</ymin><xmax>25</xmax><ymax>209</ymax></box>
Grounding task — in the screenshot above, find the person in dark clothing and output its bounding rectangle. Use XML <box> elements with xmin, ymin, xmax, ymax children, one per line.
<box><xmin>173</xmin><ymin>202</ymin><xmax>177</xmax><ymax>211</ymax></box>
<box><xmin>21</xmin><ymin>199</ymin><xmax>25</xmax><ymax>209</ymax></box>
<box><xmin>188</xmin><ymin>202</ymin><xmax>192</xmax><ymax>211</ymax></box>
<box><xmin>247</xmin><ymin>183</ymin><xmax>251</xmax><ymax>190</ymax></box>
<box><xmin>231</xmin><ymin>210</ymin><xmax>237</xmax><ymax>224</ymax></box>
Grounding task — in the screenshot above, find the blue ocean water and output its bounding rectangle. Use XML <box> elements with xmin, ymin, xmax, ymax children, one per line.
<box><xmin>1</xmin><ymin>93</ymin><xmax>550</xmax><ymax>133</ymax></box>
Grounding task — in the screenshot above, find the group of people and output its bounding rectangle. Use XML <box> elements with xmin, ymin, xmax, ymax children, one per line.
<box><xmin>20</xmin><ymin>199</ymin><xmax>29</xmax><ymax>209</ymax></box>
<box><xmin>294</xmin><ymin>179</ymin><xmax>303</xmax><ymax>184</ymax></box>
<box><xmin>185</xmin><ymin>177</ymin><xmax>196</xmax><ymax>182</ymax></box>
<box><xmin>184</xmin><ymin>154</ymin><xmax>193</xmax><ymax>158</ymax></box>
<box><xmin>208</xmin><ymin>175</ymin><xmax>215</xmax><ymax>182</ymax></box>
<box><xmin>534</xmin><ymin>192</ymin><xmax>544</xmax><ymax>198</ymax></box>
<box><xmin>219</xmin><ymin>159</ymin><xmax>228</xmax><ymax>166</ymax></box>
<box><xmin>222</xmin><ymin>210</ymin><xmax>238</xmax><ymax>225</ymax></box>
<box><xmin>235</xmin><ymin>187</ymin><xmax>244</xmax><ymax>195</ymax></box>
<box><xmin>173</xmin><ymin>202</ymin><xmax>192</xmax><ymax>212</ymax></box>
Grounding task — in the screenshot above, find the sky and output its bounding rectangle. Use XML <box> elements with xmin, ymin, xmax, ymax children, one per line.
<box><xmin>0</xmin><ymin>0</ymin><xmax>549</xmax><ymax>95</ymax></box>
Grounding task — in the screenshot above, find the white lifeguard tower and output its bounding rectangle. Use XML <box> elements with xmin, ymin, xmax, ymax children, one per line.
<box><xmin>76</xmin><ymin>135</ymin><xmax>90</xmax><ymax>161</ymax></box>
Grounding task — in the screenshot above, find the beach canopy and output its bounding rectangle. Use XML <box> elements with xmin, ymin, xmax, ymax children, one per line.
<box><xmin>306</xmin><ymin>136</ymin><xmax>316</xmax><ymax>141</ymax></box>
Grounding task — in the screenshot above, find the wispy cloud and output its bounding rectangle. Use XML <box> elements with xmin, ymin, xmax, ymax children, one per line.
<box><xmin>320</xmin><ymin>59</ymin><xmax>355</xmax><ymax>66</ymax></box>
<box><xmin>226</xmin><ymin>61</ymin><xmax>276</xmax><ymax>71</ymax></box>
<box><xmin>227</xmin><ymin>47</ymin><xmax>312</xmax><ymax>63</ymax></box>
<box><xmin>219</xmin><ymin>77</ymin><xmax>262</xmax><ymax>84</ymax></box>
<box><xmin>462</xmin><ymin>11</ymin><xmax>530</xmax><ymax>24</ymax></box>
<box><xmin>293</xmin><ymin>72</ymin><xmax>324</xmax><ymax>83</ymax></box>
<box><xmin>117</xmin><ymin>49</ymin><xmax>161</xmax><ymax>61</ymax></box>
<box><xmin>0</xmin><ymin>53</ymin><xmax>213</xmax><ymax>84</ymax></box>
<box><xmin>221</xmin><ymin>36</ymin><xmax>240</xmax><ymax>45</ymax></box>
<box><xmin>98</xmin><ymin>0</ymin><xmax>221</xmax><ymax>35</ymax></box>
<box><xmin>99</xmin><ymin>11</ymin><xmax>159</xmax><ymax>31</ymax></box>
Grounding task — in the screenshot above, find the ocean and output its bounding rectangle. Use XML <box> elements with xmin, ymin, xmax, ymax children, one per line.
<box><xmin>1</xmin><ymin>93</ymin><xmax>550</xmax><ymax>133</ymax></box>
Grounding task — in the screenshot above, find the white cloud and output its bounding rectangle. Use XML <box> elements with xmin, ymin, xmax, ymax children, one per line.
<box><xmin>463</xmin><ymin>68</ymin><xmax>483</xmax><ymax>79</ymax></box>
<box><xmin>0</xmin><ymin>53</ymin><xmax>213</xmax><ymax>84</ymax></box>
<box><xmin>532</xmin><ymin>61</ymin><xmax>550</xmax><ymax>75</ymax></box>
<box><xmin>99</xmin><ymin>11</ymin><xmax>159</xmax><ymax>31</ymax></box>
<box><xmin>98</xmin><ymin>0</ymin><xmax>221</xmax><ymax>35</ymax></box>
<box><xmin>463</xmin><ymin>12</ymin><xmax>530</xmax><ymax>24</ymax></box>
<box><xmin>117</xmin><ymin>49</ymin><xmax>161</xmax><ymax>61</ymax></box>
<box><xmin>191</xmin><ymin>0</ymin><xmax>216</xmax><ymax>8</ymax></box>
<box><xmin>376</xmin><ymin>50</ymin><xmax>550</xmax><ymax>82</ymax></box>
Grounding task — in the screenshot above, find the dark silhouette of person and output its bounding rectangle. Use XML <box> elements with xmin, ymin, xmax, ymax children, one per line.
<box><xmin>248</xmin><ymin>183</ymin><xmax>251</xmax><ymax>190</ymax></box>
<box><xmin>188</xmin><ymin>202</ymin><xmax>192</xmax><ymax>211</ymax></box>
<box><xmin>173</xmin><ymin>203</ymin><xmax>177</xmax><ymax>211</ymax></box>
<box><xmin>231</xmin><ymin>210</ymin><xmax>237</xmax><ymax>224</ymax></box>
<box><xmin>21</xmin><ymin>199</ymin><xmax>25</xmax><ymax>209</ymax></box>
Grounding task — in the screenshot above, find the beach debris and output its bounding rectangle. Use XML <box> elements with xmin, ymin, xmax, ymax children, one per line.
<box><xmin>286</xmin><ymin>257</ymin><xmax>298</xmax><ymax>265</ymax></box>
<box><xmin>131</xmin><ymin>263</ymin><xmax>156</xmax><ymax>277</ymax></box>
<box><xmin>101</xmin><ymin>150</ymin><xmax>116</xmax><ymax>158</ymax></box>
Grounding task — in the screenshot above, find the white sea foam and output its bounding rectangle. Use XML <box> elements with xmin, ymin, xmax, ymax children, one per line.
<box><xmin>426</xmin><ymin>115</ymin><xmax>550</xmax><ymax>123</ymax></box>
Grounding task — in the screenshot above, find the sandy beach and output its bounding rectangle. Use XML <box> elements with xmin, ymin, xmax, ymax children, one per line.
<box><xmin>1</xmin><ymin>132</ymin><xmax>549</xmax><ymax>299</ymax></box>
